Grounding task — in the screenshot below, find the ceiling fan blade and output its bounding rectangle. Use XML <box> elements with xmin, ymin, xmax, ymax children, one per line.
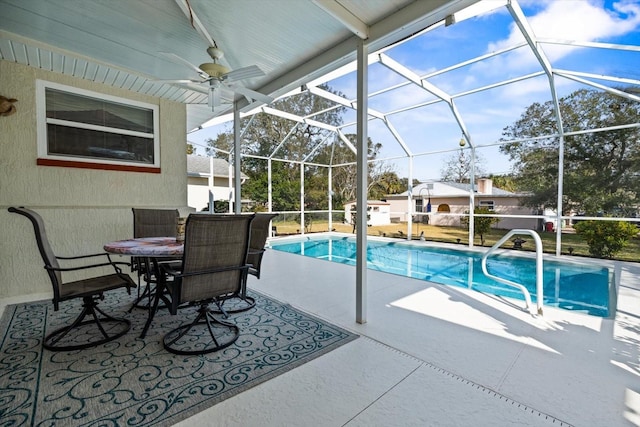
<box><xmin>224</xmin><ymin>65</ymin><xmax>265</xmax><ymax>82</ymax></box>
<box><xmin>153</xmin><ymin>79</ymin><xmax>204</xmax><ymax>84</ymax></box>
<box><xmin>219</xmin><ymin>87</ymin><xmax>235</xmax><ymax>101</ymax></box>
<box><xmin>230</xmin><ymin>85</ymin><xmax>274</xmax><ymax>105</ymax></box>
<box><xmin>159</xmin><ymin>52</ymin><xmax>209</xmax><ymax>77</ymax></box>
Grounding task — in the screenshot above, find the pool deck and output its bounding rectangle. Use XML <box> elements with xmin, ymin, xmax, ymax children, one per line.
<box><xmin>190</xmin><ymin>243</ymin><xmax>640</xmax><ymax>426</ymax></box>
<box><xmin>3</xmin><ymin>242</ymin><xmax>639</xmax><ymax>426</ymax></box>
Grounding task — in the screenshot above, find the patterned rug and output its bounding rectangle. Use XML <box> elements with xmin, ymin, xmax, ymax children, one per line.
<box><xmin>0</xmin><ymin>289</ymin><xmax>358</xmax><ymax>426</ymax></box>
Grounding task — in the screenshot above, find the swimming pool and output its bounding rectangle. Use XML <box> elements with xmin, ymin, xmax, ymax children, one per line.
<box><xmin>269</xmin><ymin>235</ymin><xmax>614</xmax><ymax>317</ymax></box>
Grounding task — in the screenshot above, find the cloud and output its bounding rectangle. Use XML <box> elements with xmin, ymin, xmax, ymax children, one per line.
<box><xmin>487</xmin><ymin>0</ymin><xmax>640</xmax><ymax>70</ymax></box>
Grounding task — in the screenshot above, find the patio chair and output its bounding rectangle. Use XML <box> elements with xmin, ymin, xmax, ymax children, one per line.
<box><xmin>208</xmin><ymin>212</ymin><xmax>277</xmax><ymax>315</ymax></box>
<box><xmin>131</xmin><ymin>208</ymin><xmax>180</xmax><ymax>308</ymax></box>
<box><xmin>247</xmin><ymin>213</ymin><xmax>278</xmax><ymax>279</ymax></box>
<box><xmin>158</xmin><ymin>213</ymin><xmax>255</xmax><ymax>355</ymax></box>
<box><xmin>8</xmin><ymin>206</ymin><xmax>136</xmax><ymax>351</ymax></box>
<box><xmin>132</xmin><ymin>208</ymin><xmax>180</xmax><ymax>239</ymax></box>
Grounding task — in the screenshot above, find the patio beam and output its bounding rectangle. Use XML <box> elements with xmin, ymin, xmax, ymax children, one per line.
<box><xmin>312</xmin><ymin>0</ymin><xmax>369</xmax><ymax>40</ymax></box>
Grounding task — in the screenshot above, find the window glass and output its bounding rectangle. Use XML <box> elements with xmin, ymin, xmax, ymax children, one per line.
<box><xmin>45</xmin><ymin>88</ymin><xmax>154</xmax><ymax>133</ymax></box>
<box><xmin>479</xmin><ymin>200</ymin><xmax>495</xmax><ymax>211</ymax></box>
<box><xmin>37</xmin><ymin>81</ymin><xmax>159</xmax><ymax>170</ymax></box>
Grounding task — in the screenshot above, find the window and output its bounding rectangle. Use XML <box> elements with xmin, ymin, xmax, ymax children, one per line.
<box><xmin>437</xmin><ymin>204</ymin><xmax>450</xmax><ymax>213</ymax></box>
<box><xmin>36</xmin><ymin>80</ymin><xmax>160</xmax><ymax>172</ymax></box>
<box><xmin>479</xmin><ymin>200</ymin><xmax>495</xmax><ymax>211</ymax></box>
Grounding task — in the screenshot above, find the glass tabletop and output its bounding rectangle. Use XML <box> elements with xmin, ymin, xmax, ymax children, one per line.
<box><xmin>104</xmin><ymin>237</ymin><xmax>183</xmax><ymax>257</ymax></box>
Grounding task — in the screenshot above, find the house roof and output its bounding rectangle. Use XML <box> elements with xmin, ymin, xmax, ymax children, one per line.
<box><xmin>345</xmin><ymin>200</ymin><xmax>390</xmax><ymax>206</ymax></box>
<box><xmin>392</xmin><ymin>181</ymin><xmax>520</xmax><ymax>198</ymax></box>
<box><xmin>0</xmin><ymin>0</ymin><xmax>473</xmax><ymax>132</ymax></box>
<box><xmin>187</xmin><ymin>154</ymin><xmax>247</xmax><ymax>179</ymax></box>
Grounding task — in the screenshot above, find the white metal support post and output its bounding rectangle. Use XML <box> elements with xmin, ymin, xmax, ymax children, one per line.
<box><xmin>468</xmin><ymin>143</ymin><xmax>475</xmax><ymax>248</ymax></box>
<box><xmin>268</xmin><ymin>158</ymin><xmax>273</xmax><ymax>212</ymax></box>
<box><xmin>233</xmin><ymin>104</ymin><xmax>242</xmax><ymax>214</ymax></box>
<box><xmin>508</xmin><ymin>0</ymin><xmax>565</xmax><ymax>255</ymax></box>
<box><xmin>328</xmin><ymin>166</ymin><xmax>333</xmax><ymax>231</ymax></box>
<box><xmin>208</xmin><ymin>156</ymin><xmax>214</xmax><ymax>213</ymax></box>
<box><xmin>300</xmin><ymin>162</ymin><xmax>305</xmax><ymax>235</ymax></box>
<box><xmin>356</xmin><ymin>38</ymin><xmax>368</xmax><ymax>324</ymax></box>
<box><xmin>407</xmin><ymin>159</ymin><xmax>413</xmax><ymax>241</ymax></box>
<box><xmin>227</xmin><ymin>152</ymin><xmax>233</xmax><ymax>213</ymax></box>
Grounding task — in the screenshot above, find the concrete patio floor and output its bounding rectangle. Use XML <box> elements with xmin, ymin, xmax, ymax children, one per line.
<box><xmin>186</xmin><ymin>245</ymin><xmax>640</xmax><ymax>426</ymax></box>
<box><xmin>2</xmin><ymin>245</ymin><xmax>638</xmax><ymax>426</ymax></box>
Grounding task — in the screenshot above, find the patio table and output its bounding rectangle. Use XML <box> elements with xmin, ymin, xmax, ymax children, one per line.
<box><xmin>104</xmin><ymin>237</ymin><xmax>183</xmax><ymax>338</ymax></box>
<box><xmin>104</xmin><ymin>237</ymin><xmax>183</xmax><ymax>257</ymax></box>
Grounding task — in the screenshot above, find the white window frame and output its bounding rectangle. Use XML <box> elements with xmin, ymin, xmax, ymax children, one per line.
<box><xmin>36</xmin><ymin>80</ymin><xmax>160</xmax><ymax>170</ymax></box>
<box><xmin>479</xmin><ymin>200</ymin><xmax>495</xmax><ymax>211</ymax></box>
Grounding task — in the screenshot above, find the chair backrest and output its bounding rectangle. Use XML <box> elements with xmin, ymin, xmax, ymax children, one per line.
<box><xmin>249</xmin><ymin>213</ymin><xmax>278</xmax><ymax>252</ymax></box>
<box><xmin>178</xmin><ymin>214</ymin><xmax>255</xmax><ymax>303</ymax></box>
<box><xmin>132</xmin><ymin>208</ymin><xmax>179</xmax><ymax>238</ymax></box>
<box><xmin>8</xmin><ymin>207</ymin><xmax>62</xmax><ymax>298</ymax></box>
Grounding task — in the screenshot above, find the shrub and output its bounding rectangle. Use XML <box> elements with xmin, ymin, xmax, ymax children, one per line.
<box><xmin>574</xmin><ymin>220</ymin><xmax>637</xmax><ymax>258</ymax></box>
<box><xmin>295</xmin><ymin>214</ymin><xmax>314</xmax><ymax>233</ymax></box>
<box><xmin>460</xmin><ymin>207</ymin><xmax>500</xmax><ymax>246</ymax></box>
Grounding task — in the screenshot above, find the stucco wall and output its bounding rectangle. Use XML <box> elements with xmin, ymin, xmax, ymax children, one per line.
<box><xmin>0</xmin><ymin>60</ymin><xmax>189</xmax><ymax>298</ymax></box>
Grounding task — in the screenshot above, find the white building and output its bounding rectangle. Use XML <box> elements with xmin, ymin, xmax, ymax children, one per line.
<box><xmin>344</xmin><ymin>200</ymin><xmax>391</xmax><ymax>226</ymax></box>
<box><xmin>384</xmin><ymin>179</ymin><xmax>539</xmax><ymax>230</ymax></box>
<box><xmin>187</xmin><ymin>154</ymin><xmax>248</xmax><ymax>212</ymax></box>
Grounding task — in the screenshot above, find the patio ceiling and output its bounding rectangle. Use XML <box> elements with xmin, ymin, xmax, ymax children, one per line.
<box><xmin>0</xmin><ymin>0</ymin><xmax>477</xmax><ymax>132</ymax></box>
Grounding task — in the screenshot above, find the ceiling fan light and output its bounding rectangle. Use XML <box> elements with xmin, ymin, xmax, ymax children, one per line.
<box><xmin>199</xmin><ymin>63</ymin><xmax>230</xmax><ymax>78</ymax></box>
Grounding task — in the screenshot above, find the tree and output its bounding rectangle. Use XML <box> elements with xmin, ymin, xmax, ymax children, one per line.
<box><xmin>440</xmin><ymin>149</ymin><xmax>486</xmax><ymax>183</ymax></box>
<box><xmin>460</xmin><ymin>207</ymin><xmax>500</xmax><ymax>246</ymax></box>
<box><xmin>186</xmin><ymin>143</ymin><xmax>196</xmax><ymax>154</ymax></box>
<box><xmin>205</xmin><ymin>130</ymin><xmax>233</xmax><ymax>158</ymax></box>
<box><xmin>206</xmin><ymin>84</ymin><xmax>346</xmax><ymax>211</ymax></box>
<box><xmin>488</xmin><ymin>174</ymin><xmax>520</xmax><ymax>193</ymax></box>
<box><xmin>371</xmin><ymin>171</ymin><xmax>405</xmax><ymax>198</ymax></box>
<box><xmin>500</xmin><ymin>88</ymin><xmax>640</xmax><ymax>215</ymax></box>
<box><xmin>205</xmin><ymin>85</ymin><xmax>393</xmax><ymax>213</ymax></box>
<box><xmin>399</xmin><ymin>178</ymin><xmax>421</xmax><ymax>190</ymax></box>
<box><xmin>316</xmin><ymin>133</ymin><xmax>393</xmax><ymax>207</ymax></box>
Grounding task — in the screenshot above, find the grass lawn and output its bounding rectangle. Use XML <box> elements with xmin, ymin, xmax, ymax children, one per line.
<box><xmin>271</xmin><ymin>220</ymin><xmax>640</xmax><ymax>263</ymax></box>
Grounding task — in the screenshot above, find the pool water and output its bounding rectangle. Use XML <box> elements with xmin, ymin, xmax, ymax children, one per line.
<box><xmin>269</xmin><ymin>236</ymin><xmax>613</xmax><ymax>317</ymax></box>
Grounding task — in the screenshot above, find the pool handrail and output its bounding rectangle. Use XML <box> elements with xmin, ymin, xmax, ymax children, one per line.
<box><xmin>481</xmin><ymin>229</ymin><xmax>544</xmax><ymax>316</ymax></box>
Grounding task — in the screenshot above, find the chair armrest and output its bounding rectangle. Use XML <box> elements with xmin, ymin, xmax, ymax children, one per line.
<box><xmin>48</xmin><ymin>253</ymin><xmax>129</xmax><ymax>275</ymax></box>
<box><xmin>56</xmin><ymin>252</ymin><xmax>114</xmax><ymax>261</ymax></box>
<box><xmin>162</xmin><ymin>264</ymin><xmax>249</xmax><ymax>279</ymax></box>
<box><xmin>160</xmin><ymin>263</ymin><xmax>182</xmax><ymax>277</ymax></box>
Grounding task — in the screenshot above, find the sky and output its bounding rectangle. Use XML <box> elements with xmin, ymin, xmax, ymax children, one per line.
<box><xmin>188</xmin><ymin>0</ymin><xmax>640</xmax><ymax>182</ymax></box>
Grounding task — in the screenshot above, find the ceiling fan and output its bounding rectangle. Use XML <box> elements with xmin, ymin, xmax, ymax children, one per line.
<box><xmin>159</xmin><ymin>0</ymin><xmax>274</xmax><ymax>111</ymax></box>
<box><xmin>159</xmin><ymin>47</ymin><xmax>273</xmax><ymax>111</ymax></box>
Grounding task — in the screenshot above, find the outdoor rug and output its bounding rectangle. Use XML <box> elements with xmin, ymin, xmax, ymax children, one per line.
<box><xmin>0</xmin><ymin>289</ymin><xmax>358</xmax><ymax>426</ymax></box>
